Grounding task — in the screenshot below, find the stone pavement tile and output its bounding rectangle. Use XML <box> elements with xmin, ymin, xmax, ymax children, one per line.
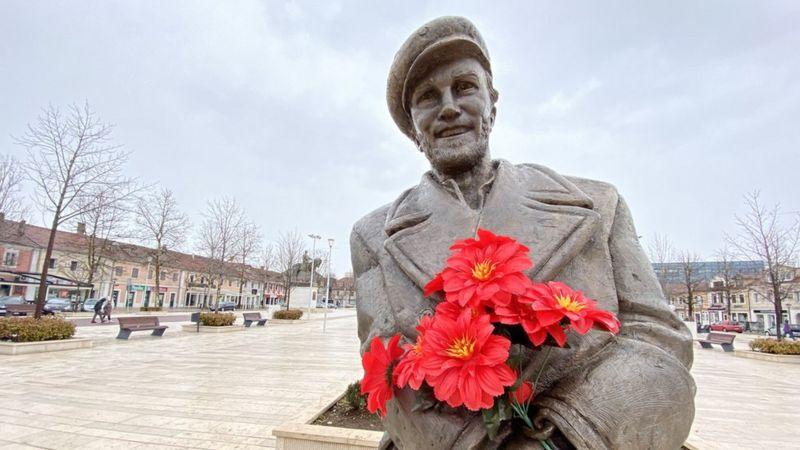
<box><xmin>11</xmin><ymin>430</ymin><xmax>96</xmax><ymax>449</ymax></box>
<box><xmin>0</xmin><ymin>425</ymin><xmax>42</xmax><ymax>441</ymax></box>
<box><xmin>0</xmin><ymin>442</ymin><xmax>45</xmax><ymax>450</ymax></box>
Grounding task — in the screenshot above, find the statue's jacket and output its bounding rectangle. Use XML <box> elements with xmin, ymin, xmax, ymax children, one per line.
<box><xmin>351</xmin><ymin>160</ymin><xmax>695</xmax><ymax>450</ymax></box>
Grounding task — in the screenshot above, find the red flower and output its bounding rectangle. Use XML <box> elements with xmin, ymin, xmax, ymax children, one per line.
<box><xmin>435</xmin><ymin>300</ymin><xmax>486</xmax><ymax>321</ymax></box>
<box><xmin>528</xmin><ymin>282</ymin><xmax>621</xmax><ymax>337</ymax></box>
<box><xmin>395</xmin><ymin>316</ymin><xmax>433</xmax><ymax>390</ymax></box>
<box><xmin>423</xmin><ymin>229</ymin><xmax>534</xmax><ymax>309</ymax></box>
<box><xmin>361</xmin><ymin>334</ymin><xmax>403</xmax><ymax>417</ymax></box>
<box><xmin>421</xmin><ymin>309</ymin><xmax>515</xmax><ymax>411</ymax></box>
<box><xmin>492</xmin><ymin>294</ymin><xmax>566</xmax><ymax>346</ymax></box>
<box><xmin>510</xmin><ymin>380</ymin><xmax>535</xmax><ymax>404</ymax></box>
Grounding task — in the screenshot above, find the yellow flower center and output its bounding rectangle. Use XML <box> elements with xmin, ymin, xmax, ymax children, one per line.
<box><xmin>471</xmin><ymin>259</ymin><xmax>496</xmax><ymax>281</ymax></box>
<box><xmin>556</xmin><ymin>294</ymin><xmax>586</xmax><ymax>313</ymax></box>
<box><xmin>412</xmin><ymin>337</ymin><xmax>423</xmax><ymax>356</ymax></box>
<box><xmin>445</xmin><ymin>335</ymin><xmax>476</xmax><ymax>359</ymax></box>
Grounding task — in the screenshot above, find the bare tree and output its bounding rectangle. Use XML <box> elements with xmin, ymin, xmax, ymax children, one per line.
<box><xmin>274</xmin><ymin>230</ymin><xmax>305</xmax><ymax>310</ymax></box>
<box><xmin>0</xmin><ymin>154</ymin><xmax>28</xmax><ymax>221</ymax></box>
<box><xmin>677</xmin><ymin>250</ymin><xmax>703</xmax><ymax>321</ymax></box>
<box><xmin>134</xmin><ymin>188</ymin><xmax>190</xmax><ymax>308</ymax></box>
<box><xmin>728</xmin><ymin>191</ymin><xmax>800</xmax><ymax>340</ymax></box>
<box><xmin>259</xmin><ymin>242</ymin><xmax>277</xmax><ymax>306</ymax></box>
<box><xmin>70</xmin><ymin>185</ymin><xmax>130</xmax><ymax>298</ymax></box>
<box><xmin>196</xmin><ymin>197</ymin><xmax>245</xmax><ymax>310</ymax></box>
<box><xmin>16</xmin><ymin>102</ymin><xmax>135</xmax><ymax>317</ymax></box>
<box><xmin>235</xmin><ymin>221</ymin><xmax>261</xmax><ymax>308</ymax></box>
<box><xmin>647</xmin><ymin>233</ymin><xmax>674</xmax><ymax>299</ymax></box>
<box><xmin>713</xmin><ymin>245</ymin><xmax>736</xmax><ymax>319</ymax></box>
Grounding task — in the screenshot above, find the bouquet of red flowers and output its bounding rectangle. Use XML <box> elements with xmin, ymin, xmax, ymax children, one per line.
<box><xmin>360</xmin><ymin>229</ymin><xmax>620</xmax><ymax>445</ymax></box>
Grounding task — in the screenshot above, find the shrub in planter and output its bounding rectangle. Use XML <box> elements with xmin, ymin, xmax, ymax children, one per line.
<box><xmin>0</xmin><ymin>316</ymin><xmax>76</xmax><ymax>342</ymax></box>
<box><xmin>140</xmin><ymin>306</ymin><xmax>162</xmax><ymax>312</ymax></box>
<box><xmin>273</xmin><ymin>309</ymin><xmax>303</xmax><ymax>320</ymax></box>
<box><xmin>199</xmin><ymin>312</ymin><xmax>236</xmax><ymax>326</ymax></box>
<box><xmin>749</xmin><ymin>338</ymin><xmax>800</xmax><ymax>355</ymax></box>
<box><xmin>344</xmin><ymin>381</ymin><xmax>366</xmax><ymax>411</ymax></box>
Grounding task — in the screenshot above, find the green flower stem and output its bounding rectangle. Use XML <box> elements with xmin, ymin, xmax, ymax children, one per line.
<box><xmin>533</xmin><ymin>346</ymin><xmax>553</xmax><ymax>389</ymax></box>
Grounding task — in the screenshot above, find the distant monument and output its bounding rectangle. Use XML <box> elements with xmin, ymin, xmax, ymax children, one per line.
<box><xmin>351</xmin><ymin>16</ymin><xmax>695</xmax><ymax>449</ymax></box>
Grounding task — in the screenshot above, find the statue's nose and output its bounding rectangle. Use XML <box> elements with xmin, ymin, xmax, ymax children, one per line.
<box><xmin>438</xmin><ymin>90</ymin><xmax>461</xmax><ymax>121</ymax></box>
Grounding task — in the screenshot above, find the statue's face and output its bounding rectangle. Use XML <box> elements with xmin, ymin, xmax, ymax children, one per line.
<box><xmin>409</xmin><ymin>58</ymin><xmax>495</xmax><ymax>175</ymax></box>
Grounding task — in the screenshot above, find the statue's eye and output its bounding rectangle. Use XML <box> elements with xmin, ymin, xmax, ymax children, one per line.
<box><xmin>454</xmin><ymin>80</ymin><xmax>477</xmax><ymax>95</ymax></box>
<box><xmin>415</xmin><ymin>89</ymin><xmax>437</xmax><ymax>107</ymax></box>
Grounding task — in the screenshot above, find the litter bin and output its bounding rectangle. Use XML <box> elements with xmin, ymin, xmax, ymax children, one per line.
<box><xmin>190</xmin><ymin>312</ymin><xmax>201</xmax><ymax>332</ymax></box>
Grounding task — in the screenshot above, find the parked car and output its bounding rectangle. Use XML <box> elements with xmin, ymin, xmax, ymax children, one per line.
<box><xmin>764</xmin><ymin>324</ymin><xmax>800</xmax><ymax>337</ymax></box>
<box><xmin>209</xmin><ymin>301</ymin><xmax>236</xmax><ymax>312</ymax></box>
<box><xmin>82</xmin><ymin>298</ymin><xmax>101</xmax><ymax>312</ymax></box>
<box><xmin>709</xmin><ymin>320</ymin><xmax>744</xmax><ymax>333</ymax></box>
<box><xmin>316</xmin><ymin>299</ymin><xmax>337</xmax><ymax>309</ymax></box>
<box><xmin>0</xmin><ymin>296</ymin><xmax>24</xmax><ymax>316</ymax></box>
<box><xmin>696</xmin><ymin>323</ymin><xmax>711</xmax><ymax>333</ymax></box>
<box><xmin>44</xmin><ymin>298</ymin><xmax>73</xmax><ymax>313</ymax></box>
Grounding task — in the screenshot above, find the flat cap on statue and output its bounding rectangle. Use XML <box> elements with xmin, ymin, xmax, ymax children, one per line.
<box><xmin>387</xmin><ymin>16</ymin><xmax>492</xmax><ymax>140</ymax></box>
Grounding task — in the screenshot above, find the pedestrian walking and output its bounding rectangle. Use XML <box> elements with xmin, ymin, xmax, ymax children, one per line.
<box><xmin>103</xmin><ymin>297</ymin><xmax>113</xmax><ymax>322</ymax></box>
<box><xmin>783</xmin><ymin>320</ymin><xmax>795</xmax><ymax>340</ymax></box>
<box><xmin>91</xmin><ymin>298</ymin><xmax>106</xmax><ymax>323</ymax></box>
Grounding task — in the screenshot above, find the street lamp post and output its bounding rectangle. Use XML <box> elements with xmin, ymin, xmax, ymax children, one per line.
<box><xmin>323</xmin><ymin>238</ymin><xmax>334</xmax><ymax>333</ymax></box>
<box><xmin>307</xmin><ymin>234</ymin><xmax>321</xmax><ymax>318</ymax></box>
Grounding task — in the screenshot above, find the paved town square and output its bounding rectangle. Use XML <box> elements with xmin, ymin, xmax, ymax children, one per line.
<box><xmin>0</xmin><ymin>313</ymin><xmax>796</xmax><ymax>449</ymax></box>
<box><xmin>0</xmin><ymin>312</ymin><xmax>361</xmax><ymax>449</ymax></box>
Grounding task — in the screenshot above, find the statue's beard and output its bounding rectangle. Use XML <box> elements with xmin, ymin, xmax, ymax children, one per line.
<box><xmin>418</xmin><ymin>117</ymin><xmax>492</xmax><ymax>176</ymax></box>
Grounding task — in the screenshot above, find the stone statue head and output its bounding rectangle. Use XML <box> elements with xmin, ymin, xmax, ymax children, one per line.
<box><xmin>387</xmin><ymin>17</ymin><xmax>499</xmax><ymax>176</ymax></box>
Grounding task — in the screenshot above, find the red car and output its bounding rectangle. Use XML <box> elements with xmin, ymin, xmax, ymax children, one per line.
<box><xmin>709</xmin><ymin>320</ymin><xmax>744</xmax><ymax>333</ymax></box>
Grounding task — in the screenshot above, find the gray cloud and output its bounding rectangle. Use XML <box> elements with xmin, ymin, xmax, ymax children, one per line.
<box><xmin>2</xmin><ymin>1</ymin><xmax>799</xmax><ymax>273</ymax></box>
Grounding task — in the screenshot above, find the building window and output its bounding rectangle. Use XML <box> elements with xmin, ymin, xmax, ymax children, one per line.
<box><xmin>115</xmin><ymin>266</ymin><xmax>123</xmax><ymax>276</ymax></box>
<box><xmin>132</xmin><ymin>267</ymin><xmax>139</xmax><ymax>278</ymax></box>
<box><xmin>190</xmin><ymin>274</ymin><xmax>195</xmax><ymax>283</ymax></box>
<box><xmin>739</xmin><ymin>294</ymin><xmax>745</xmax><ymax>303</ymax></box>
<box><xmin>3</xmin><ymin>250</ymin><xmax>18</xmax><ymax>267</ymax></box>
<box><xmin>49</xmin><ymin>258</ymin><xmax>56</xmax><ymax>269</ymax></box>
<box><xmin>148</xmin><ymin>270</ymin><xmax>153</xmax><ymax>279</ymax></box>
<box><xmin>172</xmin><ymin>272</ymin><xmax>178</xmax><ymax>282</ymax></box>
<box><xmin>70</xmin><ymin>260</ymin><xmax>78</xmax><ymax>271</ymax></box>
<box><xmin>160</xmin><ymin>271</ymin><xmax>166</xmax><ymax>281</ymax></box>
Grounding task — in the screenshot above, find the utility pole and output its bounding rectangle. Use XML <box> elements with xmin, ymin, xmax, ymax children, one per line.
<box><xmin>307</xmin><ymin>234</ymin><xmax>320</xmax><ymax>318</ymax></box>
<box><xmin>323</xmin><ymin>238</ymin><xmax>334</xmax><ymax>333</ymax></box>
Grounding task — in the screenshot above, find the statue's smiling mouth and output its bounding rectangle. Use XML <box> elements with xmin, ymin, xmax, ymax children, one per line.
<box><xmin>435</xmin><ymin>126</ymin><xmax>472</xmax><ymax>138</ymax></box>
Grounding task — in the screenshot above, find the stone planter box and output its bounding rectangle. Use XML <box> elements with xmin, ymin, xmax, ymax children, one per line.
<box><xmin>274</xmin><ymin>391</ymin><xmax>703</xmax><ymax>450</ymax></box>
<box><xmin>270</xmin><ymin>319</ymin><xmax>304</xmax><ymax>324</ymax></box>
<box><xmin>734</xmin><ymin>349</ymin><xmax>800</xmax><ymax>364</ymax></box>
<box><xmin>273</xmin><ymin>423</ymin><xmax>382</xmax><ymax>450</ymax></box>
<box><xmin>273</xmin><ymin>391</ymin><xmax>383</xmax><ymax>450</ymax></box>
<box><xmin>0</xmin><ymin>338</ymin><xmax>93</xmax><ymax>355</ymax></box>
<box><xmin>181</xmin><ymin>324</ymin><xmax>244</xmax><ymax>333</ymax></box>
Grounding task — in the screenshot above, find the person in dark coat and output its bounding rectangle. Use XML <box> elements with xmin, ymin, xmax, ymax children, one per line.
<box><xmin>91</xmin><ymin>298</ymin><xmax>106</xmax><ymax>324</ymax></box>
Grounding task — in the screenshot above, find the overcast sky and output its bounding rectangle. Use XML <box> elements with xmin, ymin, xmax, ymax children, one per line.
<box><xmin>2</xmin><ymin>1</ymin><xmax>798</xmax><ymax>275</ymax></box>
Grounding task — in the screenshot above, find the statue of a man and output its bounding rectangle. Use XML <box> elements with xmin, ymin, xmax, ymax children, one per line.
<box><xmin>351</xmin><ymin>16</ymin><xmax>695</xmax><ymax>449</ymax></box>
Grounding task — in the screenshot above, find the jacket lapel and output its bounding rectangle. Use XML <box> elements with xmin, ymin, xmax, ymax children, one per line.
<box><xmin>383</xmin><ymin>161</ymin><xmax>601</xmax><ymax>290</ymax></box>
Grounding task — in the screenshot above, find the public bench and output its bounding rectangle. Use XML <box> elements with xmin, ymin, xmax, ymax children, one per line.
<box><xmin>696</xmin><ymin>332</ymin><xmax>735</xmax><ymax>352</ymax></box>
<box><xmin>242</xmin><ymin>312</ymin><xmax>268</xmax><ymax>327</ymax></box>
<box><xmin>117</xmin><ymin>316</ymin><xmax>168</xmax><ymax>340</ymax></box>
<box><xmin>5</xmin><ymin>304</ymin><xmax>36</xmax><ymax>316</ymax></box>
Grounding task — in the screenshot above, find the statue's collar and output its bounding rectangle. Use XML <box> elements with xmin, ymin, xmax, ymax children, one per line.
<box><xmin>382</xmin><ymin>160</ymin><xmax>600</xmax><ymax>289</ymax></box>
<box><xmin>385</xmin><ymin>160</ymin><xmax>593</xmax><ymax>235</ymax></box>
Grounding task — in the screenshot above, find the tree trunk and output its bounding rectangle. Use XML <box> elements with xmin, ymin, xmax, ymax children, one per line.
<box><xmin>773</xmin><ymin>284</ymin><xmax>783</xmax><ymax>341</ymax></box>
<box><xmin>154</xmin><ymin>256</ymin><xmax>161</xmax><ymax>310</ymax></box>
<box><xmin>34</xmin><ymin>214</ymin><xmax>62</xmax><ymax>318</ymax></box>
<box><xmin>725</xmin><ymin>289</ymin><xmax>731</xmax><ymax>318</ymax></box>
